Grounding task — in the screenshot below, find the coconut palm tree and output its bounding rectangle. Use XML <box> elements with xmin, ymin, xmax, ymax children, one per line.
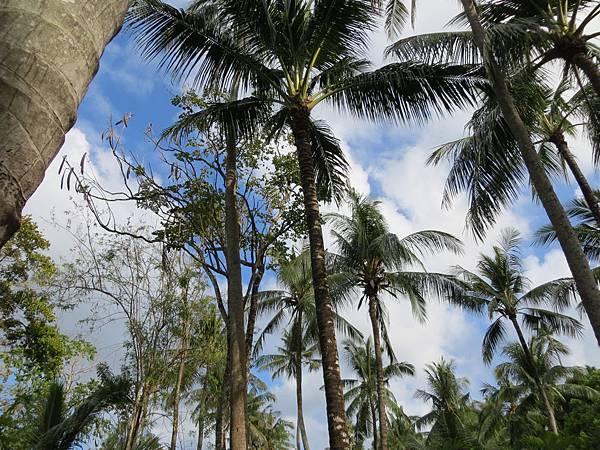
<box><xmin>255</xmin><ymin>250</ymin><xmax>362</xmax><ymax>450</ymax></box>
<box><xmin>450</xmin><ymin>228</ymin><xmax>583</xmax><ymax>433</ymax></box>
<box><xmin>428</xmin><ymin>72</ymin><xmax>600</xmax><ymax>239</ymax></box>
<box><xmin>343</xmin><ymin>338</ymin><xmax>414</xmax><ymax>450</ymax></box>
<box><xmin>33</xmin><ymin>368</ymin><xmax>131</xmax><ymax>450</ymax></box>
<box><xmin>329</xmin><ymin>190</ymin><xmax>462</xmax><ymax>450</ymax></box>
<box><xmin>126</xmin><ymin>2</ymin><xmax>481</xmax><ymax>446</ymax></box>
<box><xmin>388</xmin><ymin>1</ymin><xmax>600</xmax><ymax>96</ymax></box>
<box><xmin>256</xmin><ymin>329</ymin><xmax>320</xmax><ymax>450</ymax></box>
<box><xmin>0</xmin><ymin>0</ymin><xmax>129</xmax><ymax>248</ymax></box>
<box><xmin>414</xmin><ymin>359</ymin><xmax>471</xmax><ymax>448</ymax></box>
<box><xmin>491</xmin><ymin>332</ymin><xmax>599</xmax><ymax>434</ymax></box>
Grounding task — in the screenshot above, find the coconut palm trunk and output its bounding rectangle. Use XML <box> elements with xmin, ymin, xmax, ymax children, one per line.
<box><xmin>460</xmin><ymin>0</ymin><xmax>600</xmax><ymax>345</ymax></box>
<box><xmin>289</xmin><ymin>105</ymin><xmax>350</xmax><ymax>450</ymax></box>
<box><xmin>224</xmin><ymin>131</ymin><xmax>247</xmax><ymax>450</ymax></box>
<box><xmin>368</xmin><ymin>296</ymin><xmax>388</xmax><ymax>450</ymax></box>
<box><xmin>196</xmin><ymin>415</ymin><xmax>205</xmax><ymax>450</ymax></box>
<box><xmin>0</xmin><ymin>0</ymin><xmax>129</xmax><ymax>248</ymax></box>
<box><xmin>571</xmin><ymin>51</ymin><xmax>600</xmax><ymax>98</ymax></box>
<box><xmin>296</xmin><ymin>350</ymin><xmax>310</xmax><ymax>450</ymax></box>
<box><xmin>370</xmin><ymin>399</ymin><xmax>379</xmax><ymax>450</ymax></box>
<box><xmin>549</xmin><ymin>130</ymin><xmax>600</xmax><ymax>225</ymax></box>
<box><xmin>509</xmin><ymin>317</ymin><xmax>558</xmax><ymax>434</ymax></box>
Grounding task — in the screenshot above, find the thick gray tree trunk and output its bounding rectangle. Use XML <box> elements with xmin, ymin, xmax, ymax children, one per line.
<box><xmin>0</xmin><ymin>0</ymin><xmax>129</xmax><ymax>248</ymax></box>
<box><xmin>460</xmin><ymin>0</ymin><xmax>600</xmax><ymax>345</ymax></box>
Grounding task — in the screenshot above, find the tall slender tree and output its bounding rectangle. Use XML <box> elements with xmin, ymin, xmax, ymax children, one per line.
<box><xmin>256</xmin><ymin>329</ymin><xmax>320</xmax><ymax>450</ymax></box>
<box><xmin>450</xmin><ymin>228</ymin><xmax>583</xmax><ymax>433</ymax></box>
<box><xmin>0</xmin><ymin>0</ymin><xmax>130</xmax><ymax>247</ymax></box>
<box><xmin>342</xmin><ymin>338</ymin><xmax>414</xmax><ymax>450</ymax></box>
<box><xmin>329</xmin><ymin>190</ymin><xmax>462</xmax><ymax>450</ymax></box>
<box><xmin>458</xmin><ymin>0</ymin><xmax>600</xmax><ymax>345</ymax></box>
<box><xmin>127</xmin><ymin>2</ymin><xmax>481</xmax><ymax>446</ymax></box>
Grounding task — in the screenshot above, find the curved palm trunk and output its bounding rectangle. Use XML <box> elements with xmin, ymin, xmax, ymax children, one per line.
<box><xmin>224</xmin><ymin>132</ymin><xmax>247</xmax><ymax>450</ymax></box>
<box><xmin>571</xmin><ymin>51</ymin><xmax>600</xmax><ymax>98</ymax></box>
<box><xmin>460</xmin><ymin>0</ymin><xmax>600</xmax><ymax>345</ymax></box>
<box><xmin>368</xmin><ymin>297</ymin><xmax>388</xmax><ymax>450</ymax></box>
<box><xmin>0</xmin><ymin>0</ymin><xmax>129</xmax><ymax>248</ymax></box>
<box><xmin>550</xmin><ymin>131</ymin><xmax>600</xmax><ymax>225</ymax></box>
<box><xmin>510</xmin><ymin>317</ymin><xmax>558</xmax><ymax>434</ymax></box>
<box><xmin>289</xmin><ymin>106</ymin><xmax>350</xmax><ymax>450</ymax></box>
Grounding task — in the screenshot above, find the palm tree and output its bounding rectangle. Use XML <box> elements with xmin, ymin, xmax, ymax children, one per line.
<box><xmin>329</xmin><ymin>190</ymin><xmax>462</xmax><ymax>450</ymax></box>
<box><xmin>388</xmin><ymin>1</ymin><xmax>600</xmax><ymax>96</ymax></box>
<box><xmin>414</xmin><ymin>359</ymin><xmax>471</xmax><ymax>448</ymax></box>
<box><xmin>537</xmin><ymin>192</ymin><xmax>600</xmax><ymax>265</ymax></box>
<box><xmin>343</xmin><ymin>338</ymin><xmax>414</xmax><ymax>450</ymax></box>
<box><xmin>0</xmin><ymin>0</ymin><xmax>129</xmax><ymax>248</ymax></box>
<box><xmin>428</xmin><ymin>72</ymin><xmax>600</xmax><ymax>239</ymax></box>
<box><xmin>492</xmin><ymin>332</ymin><xmax>599</xmax><ymax>434</ymax></box>
<box><xmin>451</xmin><ymin>228</ymin><xmax>583</xmax><ymax>433</ymax></box>
<box><xmin>256</xmin><ymin>329</ymin><xmax>320</xmax><ymax>450</ymax></box>
<box><xmin>127</xmin><ymin>2</ymin><xmax>481</xmax><ymax>446</ymax></box>
<box><xmin>33</xmin><ymin>368</ymin><xmax>131</xmax><ymax>450</ymax></box>
<box><xmin>255</xmin><ymin>250</ymin><xmax>362</xmax><ymax>450</ymax></box>
<box><xmin>388</xmin><ymin>0</ymin><xmax>600</xmax><ymax>345</ymax></box>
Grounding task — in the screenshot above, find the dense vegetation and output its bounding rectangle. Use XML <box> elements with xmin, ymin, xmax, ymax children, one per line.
<box><xmin>1</xmin><ymin>1</ymin><xmax>600</xmax><ymax>449</ymax></box>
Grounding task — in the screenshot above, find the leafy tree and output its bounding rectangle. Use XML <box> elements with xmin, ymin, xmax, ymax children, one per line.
<box><xmin>414</xmin><ymin>359</ymin><xmax>473</xmax><ymax>449</ymax></box>
<box><xmin>126</xmin><ymin>1</ymin><xmax>481</xmax><ymax>446</ymax></box>
<box><xmin>492</xmin><ymin>333</ymin><xmax>598</xmax><ymax>438</ymax></box>
<box><xmin>329</xmin><ymin>189</ymin><xmax>462</xmax><ymax>450</ymax></box>
<box><xmin>342</xmin><ymin>338</ymin><xmax>414</xmax><ymax>450</ymax></box>
<box><xmin>451</xmin><ymin>228</ymin><xmax>583</xmax><ymax>433</ymax></box>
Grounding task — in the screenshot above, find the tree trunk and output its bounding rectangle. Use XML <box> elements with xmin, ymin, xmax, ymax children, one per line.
<box><xmin>196</xmin><ymin>414</ymin><xmax>205</xmax><ymax>450</ymax></box>
<box><xmin>370</xmin><ymin>399</ymin><xmax>378</xmax><ymax>450</ymax></box>
<box><xmin>295</xmin><ymin>323</ymin><xmax>311</xmax><ymax>450</ymax></box>
<box><xmin>368</xmin><ymin>297</ymin><xmax>387</xmax><ymax>450</ymax></box>
<box><xmin>215</xmin><ymin>339</ymin><xmax>231</xmax><ymax>450</ymax></box>
<box><xmin>170</xmin><ymin>320</ymin><xmax>190</xmax><ymax>450</ymax></box>
<box><xmin>224</xmin><ymin>131</ymin><xmax>247</xmax><ymax>450</ymax></box>
<box><xmin>550</xmin><ymin>131</ymin><xmax>600</xmax><ymax>225</ymax></box>
<box><xmin>290</xmin><ymin>106</ymin><xmax>350</xmax><ymax>450</ymax></box>
<box><xmin>510</xmin><ymin>317</ymin><xmax>558</xmax><ymax>434</ymax></box>
<box><xmin>460</xmin><ymin>0</ymin><xmax>600</xmax><ymax>345</ymax></box>
<box><xmin>0</xmin><ymin>0</ymin><xmax>130</xmax><ymax>248</ymax></box>
<box><xmin>571</xmin><ymin>50</ymin><xmax>600</xmax><ymax>98</ymax></box>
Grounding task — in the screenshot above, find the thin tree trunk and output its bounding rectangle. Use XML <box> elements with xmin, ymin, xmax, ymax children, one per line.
<box><xmin>295</xmin><ymin>322</ymin><xmax>310</xmax><ymax>450</ymax></box>
<box><xmin>368</xmin><ymin>297</ymin><xmax>387</xmax><ymax>450</ymax></box>
<box><xmin>0</xmin><ymin>0</ymin><xmax>130</xmax><ymax>248</ymax></box>
<box><xmin>214</xmin><ymin>364</ymin><xmax>229</xmax><ymax>450</ymax></box>
<box><xmin>510</xmin><ymin>317</ymin><xmax>559</xmax><ymax>434</ymax></box>
<box><xmin>196</xmin><ymin>414</ymin><xmax>205</xmax><ymax>450</ymax></box>
<box><xmin>370</xmin><ymin>399</ymin><xmax>378</xmax><ymax>450</ymax></box>
<box><xmin>170</xmin><ymin>320</ymin><xmax>190</xmax><ymax>450</ymax></box>
<box><xmin>460</xmin><ymin>0</ymin><xmax>600</xmax><ymax>345</ymax></box>
<box><xmin>290</xmin><ymin>106</ymin><xmax>350</xmax><ymax>450</ymax></box>
<box><xmin>550</xmin><ymin>131</ymin><xmax>600</xmax><ymax>224</ymax></box>
<box><xmin>224</xmin><ymin>131</ymin><xmax>247</xmax><ymax>450</ymax></box>
<box><xmin>571</xmin><ymin>50</ymin><xmax>600</xmax><ymax>98</ymax></box>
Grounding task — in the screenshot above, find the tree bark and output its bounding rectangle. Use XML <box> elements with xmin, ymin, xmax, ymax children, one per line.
<box><xmin>290</xmin><ymin>106</ymin><xmax>350</xmax><ymax>450</ymax></box>
<box><xmin>295</xmin><ymin>318</ymin><xmax>311</xmax><ymax>450</ymax></box>
<box><xmin>214</xmin><ymin>352</ymin><xmax>230</xmax><ymax>450</ymax></box>
<box><xmin>368</xmin><ymin>297</ymin><xmax>388</xmax><ymax>450</ymax></box>
<box><xmin>510</xmin><ymin>317</ymin><xmax>558</xmax><ymax>434</ymax></box>
<box><xmin>224</xmin><ymin>131</ymin><xmax>247</xmax><ymax>450</ymax></box>
<box><xmin>460</xmin><ymin>0</ymin><xmax>600</xmax><ymax>345</ymax></box>
<box><xmin>370</xmin><ymin>399</ymin><xmax>378</xmax><ymax>450</ymax></box>
<box><xmin>550</xmin><ymin>131</ymin><xmax>600</xmax><ymax>225</ymax></box>
<box><xmin>170</xmin><ymin>318</ymin><xmax>190</xmax><ymax>450</ymax></box>
<box><xmin>196</xmin><ymin>414</ymin><xmax>205</xmax><ymax>450</ymax></box>
<box><xmin>0</xmin><ymin>0</ymin><xmax>130</xmax><ymax>248</ymax></box>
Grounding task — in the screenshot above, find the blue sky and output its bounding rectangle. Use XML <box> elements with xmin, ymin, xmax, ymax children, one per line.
<box><xmin>20</xmin><ymin>1</ymin><xmax>600</xmax><ymax>449</ymax></box>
